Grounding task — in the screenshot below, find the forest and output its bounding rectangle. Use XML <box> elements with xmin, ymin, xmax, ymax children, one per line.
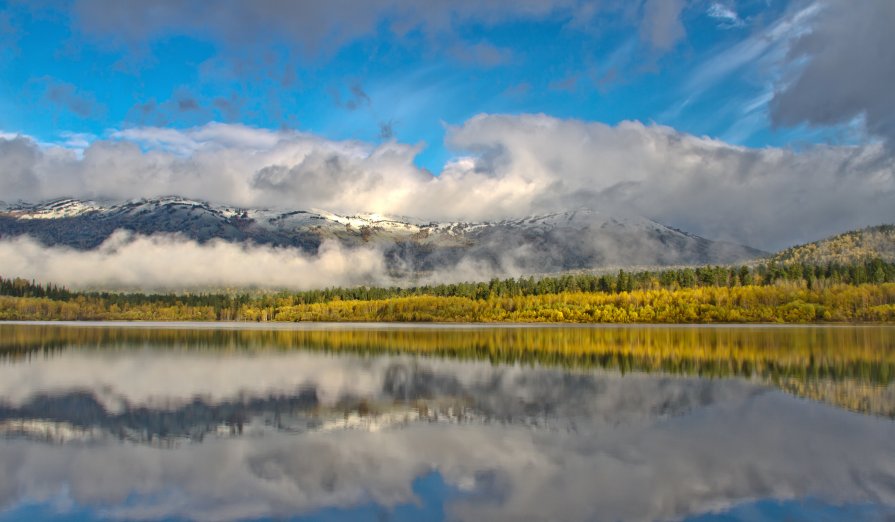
<box><xmin>1</xmin><ymin>259</ymin><xmax>895</xmax><ymax>323</ymax></box>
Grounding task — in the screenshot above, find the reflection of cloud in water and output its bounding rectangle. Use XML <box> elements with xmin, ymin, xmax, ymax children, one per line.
<box><xmin>0</xmin><ymin>395</ymin><xmax>894</xmax><ymax>522</ymax></box>
<box><xmin>0</xmin><ymin>351</ymin><xmax>894</xmax><ymax>521</ymax></box>
<box><xmin>0</xmin><ymin>351</ymin><xmax>761</xmax><ymax>442</ymax></box>
<box><xmin>0</xmin><ymin>350</ymin><xmax>754</xmax><ymax>419</ymax></box>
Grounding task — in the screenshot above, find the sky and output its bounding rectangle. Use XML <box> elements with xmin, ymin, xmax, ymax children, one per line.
<box><xmin>0</xmin><ymin>0</ymin><xmax>894</xmax><ymax>250</ymax></box>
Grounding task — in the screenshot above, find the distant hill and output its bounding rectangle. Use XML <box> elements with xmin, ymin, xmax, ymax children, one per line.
<box><xmin>0</xmin><ymin>197</ymin><xmax>766</xmax><ymax>274</ymax></box>
<box><xmin>773</xmin><ymin>225</ymin><xmax>895</xmax><ymax>265</ymax></box>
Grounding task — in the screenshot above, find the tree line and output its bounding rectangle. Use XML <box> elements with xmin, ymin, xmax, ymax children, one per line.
<box><xmin>4</xmin><ymin>258</ymin><xmax>894</xmax><ymax>306</ymax></box>
<box><xmin>1</xmin><ymin>259</ymin><xmax>894</xmax><ymax>323</ymax></box>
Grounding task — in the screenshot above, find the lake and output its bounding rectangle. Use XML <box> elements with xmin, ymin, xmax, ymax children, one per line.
<box><xmin>1</xmin><ymin>322</ymin><xmax>894</xmax><ymax>521</ymax></box>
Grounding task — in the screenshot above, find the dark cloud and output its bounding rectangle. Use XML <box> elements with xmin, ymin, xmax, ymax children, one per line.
<box><xmin>212</xmin><ymin>94</ymin><xmax>245</xmax><ymax>121</ymax></box>
<box><xmin>448</xmin><ymin>41</ymin><xmax>513</xmax><ymax>68</ymax></box>
<box><xmin>177</xmin><ymin>97</ymin><xmax>200</xmax><ymax>112</ymax></box>
<box><xmin>347</xmin><ymin>82</ymin><xmax>371</xmax><ymax>110</ymax></box>
<box><xmin>771</xmin><ymin>0</ymin><xmax>895</xmax><ymax>146</ymax></box>
<box><xmin>639</xmin><ymin>0</ymin><xmax>687</xmax><ymax>51</ymax></box>
<box><xmin>127</xmin><ymin>88</ymin><xmax>214</xmax><ymax>126</ymax></box>
<box><xmin>330</xmin><ymin>81</ymin><xmax>372</xmax><ymax>111</ymax></box>
<box><xmin>64</xmin><ymin>0</ymin><xmax>687</xmax><ymax>60</ymax></box>
<box><xmin>0</xmin><ymin>137</ymin><xmax>40</xmax><ymax>198</ymax></box>
<box><xmin>379</xmin><ymin>120</ymin><xmax>395</xmax><ymax>140</ymax></box>
<box><xmin>33</xmin><ymin>76</ymin><xmax>105</xmax><ymax>118</ymax></box>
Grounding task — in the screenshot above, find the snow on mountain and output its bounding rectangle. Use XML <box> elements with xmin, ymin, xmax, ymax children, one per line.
<box><xmin>6</xmin><ymin>198</ymin><xmax>101</xmax><ymax>220</ymax></box>
<box><xmin>0</xmin><ymin>197</ymin><xmax>767</xmax><ymax>272</ymax></box>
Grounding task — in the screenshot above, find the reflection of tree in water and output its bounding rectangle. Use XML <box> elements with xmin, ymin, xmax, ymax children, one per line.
<box><xmin>1</xmin><ymin>324</ymin><xmax>894</xmax><ymax>416</ymax></box>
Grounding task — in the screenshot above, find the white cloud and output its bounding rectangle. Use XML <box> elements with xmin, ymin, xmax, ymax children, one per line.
<box><xmin>2</xmin><ymin>115</ymin><xmax>894</xmax><ymax>251</ymax></box>
<box><xmin>0</xmin><ymin>232</ymin><xmax>391</xmax><ymax>291</ymax></box>
<box><xmin>707</xmin><ymin>3</ymin><xmax>744</xmax><ymax>28</ymax></box>
<box><xmin>445</xmin><ymin>114</ymin><xmax>895</xmax><ymax>249</ymax></box>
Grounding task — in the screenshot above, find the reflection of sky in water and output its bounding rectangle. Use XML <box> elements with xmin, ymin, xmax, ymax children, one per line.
<box><xmin>3</xmin><ymin>486</ymin><xmax>893</xmax><ymax>522</ymax></box>
<box><xmin>1</xmin><ymin>472</ymin><xmax>462</xmax><ymax>522</ymax></box>
<box><xmin>0</xmin><ymin>327</ymin><xmax>894</xmax><ymax>521</ymax></box>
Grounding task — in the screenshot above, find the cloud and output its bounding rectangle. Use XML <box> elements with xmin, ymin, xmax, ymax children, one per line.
<box><xmin>448</xmin><ymin>41</ymin><xmax>514</xmax><ymax>68</ymax></box>
<box><xmin>0</xmin><ymin>137</ymin><xmax>41</xmax><ymax>199</ymax></box>
<box><xmin>67</xmin><ymin>0</ymin><xmax>570</xmax><ymax>54</ymax></box>
<box><xmin>331</xmin><ymin>81</ymin><xmax>372</xmax><ymax>111</ymax></box>
<box><xmin>378</xmin><ymin>120</ymin><xmax>395</xmax><ymax>140</ymax></box>
<box><xmin>126</xmin><ymin>88</ymin><xmax>217</xmax><ymax>126</ymax></box>
<box><xmin>685</xmin><ymin>3</ymin><xmax>819</xmax><ymax>98</ymax></box>
<box><xmin>771</xmin><ymin>0</ymin><xmax>895</xmax><ymax>146</ymax></box>
<box><xmin>31</xmin><ymin>76</ymin><xmax>105</xmax><ymax>118</ymax></box>
<box><xmin>212</xmin><ymin>94</ymin><xmax>245</xmax><ymax>121</ymax></box>
<box><xmin>639</xmin><ymin>0</ymin><xmax>686</xmax><ymax>51</ymax></box>
<box><xmin>58</xmin><ymin>0</ymin><xmax>687</xmax><ymax>61</ymax></box>
<box><xmin>707</xmin><ymin>2</ymin><xmax>744</xmax><ymax>29</ymax></box>
<box><xmin>0</xmin><ymin>232</ymin><xmax>391</xmax><ymax>291</ymax></box>
<box><xmin>2</xmin><ymin>115</ymin><xmax>894</xmax><ymax>251</ymax></box>
<box><xmin>444</xmin><ymin>114</ymin><xmax>895</xmax><ymax>249</ymax></box>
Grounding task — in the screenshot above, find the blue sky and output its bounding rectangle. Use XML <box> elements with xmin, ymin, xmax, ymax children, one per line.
<box><xmin>0</xmin><ymin>0</ymin><xmax>848</xmax><ymax>171</ymax></box>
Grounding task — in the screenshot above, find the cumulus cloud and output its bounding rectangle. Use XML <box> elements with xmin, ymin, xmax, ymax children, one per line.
<box><xmin>1</xmin><ymin>116</ymin><xmax>894</xmax><ymax>250</ymax></box>
<box><xmin>445</xmin><ymin>114</ymin><xmax>895</xmax><ymax>249</ymax></box>
<box><xmin>771</xmin><ymin>0</ymin><xmax>895</xmax><ymax>145</ymax></box>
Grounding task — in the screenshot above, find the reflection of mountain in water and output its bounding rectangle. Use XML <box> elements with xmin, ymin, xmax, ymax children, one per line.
<box><xmin>2</xmin><ymin>324</ymin><xmax>894</xmax><ymax>417</ymax></box>
<box><xmin>0</xmin><ymin>361</ymin><xmax>757</xmax><ymax>445</ymax></box>
<box><xmin>1</xmin><ymin>325</ymin><xmax>895</xmax><ymax>522</ymax></box>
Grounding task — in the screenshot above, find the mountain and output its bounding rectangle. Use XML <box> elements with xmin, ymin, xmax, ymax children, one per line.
<box><xmin>772</xmin><ymin>225</ymin><xmax>895</xmax><ymax>265</ymax></box>
<box><xmin>0</xmin><ymin>197</ymin><xmax>766</xmax><ymax>274</ymax></box>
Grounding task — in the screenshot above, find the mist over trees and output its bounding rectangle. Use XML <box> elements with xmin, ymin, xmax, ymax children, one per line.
<box><xmin>2</xmin><ymin>259</ymin><xmax>894</xmax><ymax>323</ymax></box>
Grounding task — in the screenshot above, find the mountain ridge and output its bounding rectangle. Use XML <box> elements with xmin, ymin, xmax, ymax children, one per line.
<box><xmin>0</xmin><ymin>197</ymin><xmax>768</xmax><ymax>274</ymax></box>
<box><xmin>773</xmin><ymin>225</ymin><xmax>895</xmax><ymax>265</ymax></box>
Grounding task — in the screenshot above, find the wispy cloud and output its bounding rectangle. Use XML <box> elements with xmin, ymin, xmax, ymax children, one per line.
<box><xmin>685</xmin><ymin>3</ymin><xmax>820</xmax><ymax>96</ymax></box>
<box><xmin>771</xmin><ymin>0</ymin><xmax>895</xmax><ymax>147</ymax></box>
<box><xmin>707</xmin><ymin>3</ymin><xmax>745</xmax><ymax>29</ymax></box>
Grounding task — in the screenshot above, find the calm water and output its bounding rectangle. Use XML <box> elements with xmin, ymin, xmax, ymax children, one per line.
<box><xmin>1</xmin><ymin>323</ymin><xmax>894</xmax><ymax>522</ymax></box>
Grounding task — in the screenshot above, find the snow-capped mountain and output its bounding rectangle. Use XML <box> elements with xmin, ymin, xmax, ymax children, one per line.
<box><xmin>0</xmin><ymin>197</ymin><xmax>766</xmax><ymax>272</ymax></box>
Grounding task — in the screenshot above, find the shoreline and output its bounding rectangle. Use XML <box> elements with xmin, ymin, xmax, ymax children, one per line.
<box><xmin>3</xmin><ymin>320</ymin><xmax>894</xmax><ymax>330</ymax></box>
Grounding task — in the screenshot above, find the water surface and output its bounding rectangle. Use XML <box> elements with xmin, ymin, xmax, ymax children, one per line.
<box><xmin>1</xmin><ymin>323</ymin><xmax>894</xmax><ymax>521</ymax></box>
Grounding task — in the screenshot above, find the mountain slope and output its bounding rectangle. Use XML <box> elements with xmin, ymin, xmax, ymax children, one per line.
<box><xmin>773</xmin><ymin>225</ymin><xmax>895</xmax><ymax>265</ymax></box>
<box><xmin>0</xmin><ymin>197</ymin><xmax>766</xmax><ymax>273</ymax></box>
